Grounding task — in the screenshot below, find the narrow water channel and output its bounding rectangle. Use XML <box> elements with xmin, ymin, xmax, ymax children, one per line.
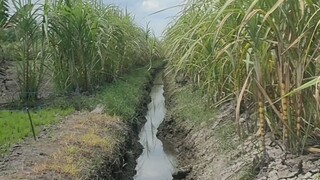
<box><xmin>134</xmin><ymin>73</ymin><xmax>177</xmax><ymax>180</ymax></box>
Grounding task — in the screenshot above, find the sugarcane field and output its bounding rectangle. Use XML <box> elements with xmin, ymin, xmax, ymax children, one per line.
<box><xmin>0</xmin><ymin>0</ymin><xmax>320</xmax><ymax>179</ymax></box>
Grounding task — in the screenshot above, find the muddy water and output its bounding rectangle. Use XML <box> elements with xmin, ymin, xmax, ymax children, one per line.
<box><xmin>134</xmin><ymin>73</ymin><xmax>177</xmax><ymax>180</ymax></box>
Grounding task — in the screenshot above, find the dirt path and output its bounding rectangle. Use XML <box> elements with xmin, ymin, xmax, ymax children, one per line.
<box><xmin>0</xmin><ymin>107</ymin><xmax>139</xmax><ymax>180</ymax></box>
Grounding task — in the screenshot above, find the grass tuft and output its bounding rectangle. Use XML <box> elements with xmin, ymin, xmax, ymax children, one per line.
<box><xmin>97</xmin><ymin>68</ymin><xmax>151</xmax><ymax>120</ymax></box>
<box><xmin>173</xmin><ymin>82</ymin><xmax>238</xmax><ymax>153</ymax></box>
<box><xmin>174</xmin><ymin>85</ymin><xmax>216</xmax><ymax>123</ymax></box>
<box><xmin>215</xmin><ymin>123</ymin><xmax>238</xmax><ymax>153</ymax></box>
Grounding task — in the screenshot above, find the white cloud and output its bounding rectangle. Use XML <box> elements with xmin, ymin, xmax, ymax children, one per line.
<box><xmin>104</xmin><ymin>0</ymin><xmax>184</xmax><ymax>37</ymax></box>
<box><xmin>142</xmin><ymin>0</ymin><xmax>160</xmax><ymax>11</ymax></box>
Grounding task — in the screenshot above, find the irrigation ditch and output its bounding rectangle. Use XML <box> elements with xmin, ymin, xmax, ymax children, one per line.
<box><xmin>2</xmin><ymin>0</ymin><xmax>320</xmax><ymax>179</ymax></box>
<box><xmin>156</xmin><ymin>70</ymin><xmax>320</xmax><ymax>180</ymax></box>
<box><xmin>0</xmin><ymin>65</ymin><xmax>320</xmax><ymax>180</ymax></box>
<box><xmin>134</xmin><ymin>72</ymin><xmax>177</xmax><ymax>180</ymax></box>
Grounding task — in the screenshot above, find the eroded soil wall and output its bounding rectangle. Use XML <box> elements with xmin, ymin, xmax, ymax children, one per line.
<box><xmin>158</xmin><ymin>71</ymin><xmax>251</xmax><ymax>180</ymax></box>
<box><xmin>158</xmin><ymin>70</ymin><xmax>320</xmax><ymax>180</ymax></box>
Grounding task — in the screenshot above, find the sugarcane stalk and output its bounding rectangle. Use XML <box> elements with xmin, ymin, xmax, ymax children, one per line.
<box><xmin>316</xmin><ymin>85</ymin><xmax>320</xmax><ymax>127</ymax></box>
<box><xmin>258</xmin><ymin>99</ymin><xmax>266</xmax><ymax>153</ymax></box>
<box><xmin>296</xmin><ymin>93</ymin><xmax>302</xmax><ymax>137</ymax></box>
<box><xmin>280</xmin><ymin>81</ymin><xmax>288</xmax><ymax>143</ymax></box>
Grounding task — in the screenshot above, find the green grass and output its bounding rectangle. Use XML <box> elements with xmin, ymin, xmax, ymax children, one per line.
<box><xmin>174</xmin><ymin>86</ymin><xmax>216</xmax><ymax>123</ymax></box>
<box><xmin>51</xmin><ymin>64</ymin><xmax>160</xmax><ymax>121</ymax></box>
<box><xmin>215</xmin><ymin>123</ymin><xmax>238</xmax><ymax>153</ymax></box>
<box><xmin>98</xmin><ymin>69</ymin><xmax>150</xmax><ymax>120</ymax></box>
<box><xmin>174</xmin><ymin>84</ymin><xmax>238</xmax><ymax>153</ymax></box>
<box><xmin>50</xmin><ymin>66</ymin><xmax>153</xmax><ymax>121</ymax></box>
<box><xmin>0</xmin><ymin>108</ymin><xmax>74</xmax><ymax>156</ymax></box>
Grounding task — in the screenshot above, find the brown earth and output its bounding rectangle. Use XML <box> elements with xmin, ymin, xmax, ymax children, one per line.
<box><xmin>158</xmin><ymin>71</ymin><xmax>320</xmax><ymax>180</ymax></box>
<box><xmin>0</xmin><ymin>60</ymin><xmax>17</xmax><ymax>104</ymax></box>
<box><xmin>0</xmin><ymin>106</ymin><xmax>142</xmax><ymax>180</ymax></box>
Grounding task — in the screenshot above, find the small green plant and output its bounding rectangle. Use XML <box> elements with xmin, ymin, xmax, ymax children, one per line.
<box><xmin>0</xmin><ymin>108</ymin><xmax>74</xmax><ymax>156</ymax></box>
<box><xmin>239</xmin><ymin>165</ymin><xmax>257</xmax><ymax>180</ymax></box>
<box><xmin>216</xmin><ymin>123</ymin><xmax>238</xmax><ymax>153</ymax></box>
<box><xmin>94</xmin><ymin>67</ymin><xmax>151</xmax><ymax>120</ymax></box>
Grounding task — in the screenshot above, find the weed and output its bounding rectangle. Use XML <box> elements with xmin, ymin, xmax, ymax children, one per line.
<box><xmin>174</xmin><ymin>85</ymin><xmax>216</xmax><ymax>123</ymax></box>
<box><xmin>239</xmin><ymin>165</ymin><xmax>257</xmax><ymax>180</ymax></box>
<box><xmin>215</xmin><ymin>123</ymin><xmax>238</xmax><ymax>153</ymax></box>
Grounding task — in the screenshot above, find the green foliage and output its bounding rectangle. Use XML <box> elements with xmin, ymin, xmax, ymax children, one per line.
<box><xmin>216</xmin><ymin>123</ymin><xmax>237</xmax><ymax>152</ymax></box>
<box><xmin>12</xmin><ymin>1</ymin><xmax>46</xmax><ymax>102</ymax></box>
<box><xmin>51</xmin><ymin>67</ymin><xmax>152</xmax><ymax>120</ymax></box>
<box><xmin>173</xmin><ymin>83</ymin><xmax>237</xmax><ymax>152</ymax></box>
<box><xmin>174</xmin><ymin>85</ymin><xmax>215</xmax><ymax>123</ymax></box>
<box><xmin>97</xmin><ymin>68</ymin><xmax>151</xmax><ymax>120</ymax></box>
<box><xmin>0</xmin><ymin>0</ymin><xmax>8</xmax><ymax>27</ymax></box>
<box><xmin>2</xmin><ymin>0</ymin><xmax>161</xmax><ymax>102</ymax></box>
<box><xmin>0</xmin><ymin>0</ymin><xmax>8</xmax><ymax>63</ymax></box>
<box><xmin>46</xmin><ymin>0</ymin><xmax>159</xmax><ymax>92</ymax></box>
<box><xmin>165</xmin><ymin>0</ymin><xmax>320</xmax><ymax>153</ymax></box>
<box><xmin>0</xmin><ymin>108</ymin><xmax>74</xmax><ymax>156</ymax></box>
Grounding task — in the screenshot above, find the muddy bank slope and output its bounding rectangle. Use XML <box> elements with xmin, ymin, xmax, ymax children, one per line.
<box><xmin>158</xmin><ymin>72</ymin><xmax>252</xmax><ymax>180</ymax></box>
<box><xmin>158</xmin><ymin>71</ymin><xmax>320</xmax><ymax>180</ymax></box>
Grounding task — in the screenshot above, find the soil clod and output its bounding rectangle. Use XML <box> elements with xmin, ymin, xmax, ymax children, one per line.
<box><xmin>172</xmin><ymin>166</ymin><xmax>192</xmax><ymax>179</ymax></box>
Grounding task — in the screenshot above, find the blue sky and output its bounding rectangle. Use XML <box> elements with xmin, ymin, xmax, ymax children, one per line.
<box><xmin>103</xmin><ymin>0</ymin><xmax>185</xmax><ymax>38</ymax></box>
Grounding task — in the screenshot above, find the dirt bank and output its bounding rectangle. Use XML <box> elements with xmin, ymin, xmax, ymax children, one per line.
<box><xmin>158</xmin><ymin>71</ymin><xmax>320</xmax><ymax>180</ymax></box>
<box><xmin>0</xmin><ymin>107</ymin><xmax>144</xmax><ymax>180</ymax></box>
<box><xmin>158</xmin><ymin>71</ymin><xmax>252</xmax><ymax>180</ymax></box>
<box><xmin>0</xmin><ymin>67</ymin><xmax>161</xmax><ymax>179</ymax></box>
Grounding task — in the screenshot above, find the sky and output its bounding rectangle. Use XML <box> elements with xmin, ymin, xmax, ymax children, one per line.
<box><xmin>7</xmin><ymin>0</ymin><xmax>184</xmax><ymax>38</ymax></box>
<box><xmin>103</xmin><ymin>0</ymin><xmax>185</xmax><ymax>38</ymax></box>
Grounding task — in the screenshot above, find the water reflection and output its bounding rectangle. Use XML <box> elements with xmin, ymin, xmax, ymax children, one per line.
<box><xmin>134</xmin><ymin>73</ymin><xmax>177</xmax><ymax>180</ymax></box>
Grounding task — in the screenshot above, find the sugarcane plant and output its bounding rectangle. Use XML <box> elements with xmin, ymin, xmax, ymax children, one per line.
<box><xmin>46</xmin><ymin>0</ymin><xmax>156</xmax><ymax>92</ymax></box>
<box><xmin>3</xmin><ymin>0</ymin><xmax>159</xmax><ymax>101</ymax></box>
<box><xmin>165</xmin><ymin>0</ymin><xmax>320</xmax><ymax>154</ymax></box>
<box><xmin>12</xmin><ymin>0</ymin><xmax>46</xmax><ymax>102</ymax></box>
